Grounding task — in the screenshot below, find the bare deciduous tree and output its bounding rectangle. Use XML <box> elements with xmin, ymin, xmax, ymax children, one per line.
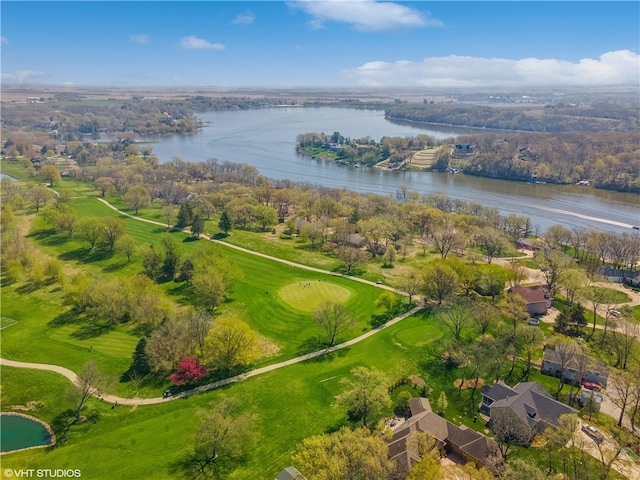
<box><xmin>312</xmin><ymin>302</ymin><xmax>356</xmax><ymax>347</ymax></box>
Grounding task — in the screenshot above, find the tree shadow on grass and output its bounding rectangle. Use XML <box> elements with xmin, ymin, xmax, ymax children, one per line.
<box><xmin>297</xmin><ymin>336</ymin><xmax>329</xmax><ymax>356</ymax></box>
<box><xmin>324</xmin><ymin>418</ymin><xmax>351</xmax><ymax>435</ymax></box>
<box><xmin>102</xmin><ymin>259</ymin><xmax>129</xmax><ymax>273</ymax></box>
<box><xmin>15</xmin><ymin>282</ymin><xmax>45</xmax><ymax>295</ymax></box>
<box><xmin>70</xmin><ymin>321</ymin><xmax>115</xmax><ymax>340</ymax></box>
<box><xmin>370</xmin><ymin>313</ymin><xmax>389</xmax><ymax>329</ymax></box>
<box><xmin>331</xmin><ymin>265</ymin><xmax>366</xmax><ymax>276</ymax></box>
<box><xmin>48</xmin><ymin>310</ymin><xmax>83</xmax><ymax>327</ymax></box>
<box><xmin>59</xmin><ymin>246</ymin><xmax>113</xmax><ymax>263</ymax></box>
<box><xmin>50</xmin><ymin>409</ymin><xmax>76</xmax><ymax>446</ymax></box>
<box><xmin>28</xmin><ymin>228</ymin><xmax>68</xmax><ymax>247</ymax></box>
<box><xmin>300</xmin><ymin>346</ymin><xmax>351</xmax><ymax>364</ymax></box>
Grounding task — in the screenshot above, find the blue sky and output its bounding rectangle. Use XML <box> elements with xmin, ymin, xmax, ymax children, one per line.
<box><xmin>1</xmin><ymin>1</ymin><xmax>638</xmax><ymax>87</ymax></box>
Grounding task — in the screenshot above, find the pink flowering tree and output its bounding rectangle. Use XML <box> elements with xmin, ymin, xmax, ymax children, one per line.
<box><xmin>169</xmin><ymin>357</ymin><xmax>208</xmax><ymax>386</ymax></box>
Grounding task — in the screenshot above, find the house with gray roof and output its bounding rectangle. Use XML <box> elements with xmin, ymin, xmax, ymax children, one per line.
<box><xmin>388</xmin><ymin>397</ymin><xmax>501</xmax><ymax>473</ymax></box>
<box><xmin>541</xmin><ymin>345</ymin><xmax>609</xmax><ymax>387</ymax></box>
<box><xmin>481</xmin><ymin>382</ymin><xmax>575</xmax><ymax>442</ymax></box>
<box><xmin>595</xmin><ymin>266</ymin><xmax>640</xmax><ymax>287</ymax></box>
<box><xmin>275</xmin><ymin>466</ymin><xmax>307</xmax><ymax>480</ymax></box>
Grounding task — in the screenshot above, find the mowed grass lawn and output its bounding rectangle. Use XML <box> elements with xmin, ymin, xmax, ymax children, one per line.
<box><xmin>0</xmin><ymin>312</ymin><xmax>440</xmax><ymax>480</ymax></box>
<box><xmin>3</xmin><ymin>197</ymin><xmax>398</xmax><ymax>392</ymax></box>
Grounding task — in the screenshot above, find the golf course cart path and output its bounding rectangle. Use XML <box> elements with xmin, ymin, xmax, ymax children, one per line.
<box><xmin>0</xmin><ymin>305</ymin><xmax>422</xmax><ymax>406</ymax></box>
<box><xmin>95</xmin><ymin>197</ymin><xmax>407</xmax><ymax>295</ymax></box>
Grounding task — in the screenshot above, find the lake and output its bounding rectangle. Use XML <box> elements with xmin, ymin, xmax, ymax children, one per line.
<box><xmin>0</xmin><ymin>413</ymin><xmax>54</xmax><ymax>453</ymax></box>
<box><xmin>143</xmin><ymin>107</ymin><xmax>639</xmax><ymax>234</ymax></box>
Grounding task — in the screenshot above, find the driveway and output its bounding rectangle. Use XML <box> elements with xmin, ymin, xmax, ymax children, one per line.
<box><xmin>574</xmin><ymin>420</ymin><xmax>640</xmax><ymax>480</ymax></box>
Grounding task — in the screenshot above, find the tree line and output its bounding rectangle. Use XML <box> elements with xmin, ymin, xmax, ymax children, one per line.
<box><xmin>455</xmin><ymin>131</ymin><xmax>640</xmax><ymax>193</ymax></box>
<box><xmin>385</xmin><ymin>102</ymin><xmax>639</xmax><ymax>133</ymax></box>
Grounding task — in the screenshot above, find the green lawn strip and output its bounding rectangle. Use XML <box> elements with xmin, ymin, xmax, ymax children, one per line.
<box><xmin>630</xmin><ymin>305</ymin><xmax>640</xmax><ymax>325</ymax></box>
<box><xmin>0</xmin><ymin>314</ymin><xmax>440</xmax><ymax>479</ymax></box>
<box><xmin>0</xmin><ymin>287</ymin><xmax>134</xmax><ymax>382</ymax></box>
<box><xmin>219</xmin><ymin>228</ymin><xmax>341</xmax><ymax>271</ymax></box>
<box><xmin>1</xmin><ymin>157</ymin><xmax>33</xmax><ymax>182</ymax></box>
<box><xmin>1</xmin><ymin>367</ymin><xmax>72</xmax><ymax>424</ymax></box>
<box><xmin>584</xmin><ymin>286</ymin><xmax>631</xmax><ymax>305</ymax></box>
<box><xmin>50</xmin><ymin>175</ymin><xmax>97</xmax><ymax>198</ymax></box>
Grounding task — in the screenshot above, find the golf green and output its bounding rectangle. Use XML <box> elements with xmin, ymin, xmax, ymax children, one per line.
<box><xmin>278</xmin><ymin>281</ymin><xmax>351</xmax><ymax>312</ymax></box>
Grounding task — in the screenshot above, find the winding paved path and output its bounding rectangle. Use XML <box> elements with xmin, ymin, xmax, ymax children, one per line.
<box><xmin>1</xmin><ymin>305</ymin><xmax>422</xmax><ymax>406</ymax></box>
<box><xmin>1</xmin><ymin>197</ymin><xmax>421</xmax><ymax>406</ymax></box>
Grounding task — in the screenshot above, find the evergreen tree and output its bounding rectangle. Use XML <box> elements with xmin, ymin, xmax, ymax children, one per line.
<box><xmin>179</xmin><ymin>258</ymin><xmax>195</xmax><ymax>284</ymax></box>
<box><xmin>218</xmin><ymin>210</ymin><xmax>233</xmax><ymax>235</ymax></box>
<box><xmin>176</xmin><ymin>202</ymin><xmax>194</xmax><ymax>229</ymax></box>
<box><xmin>348</xmin><ymin>207</ymin><xmax>360</xmax><ymax>224</ymax></box>
<box><xmin>191</xmin><ymin>214</ymin><xmax>205</xmax><ymax>238</ymax></box>
<box><xmin>569</xmin><ymin>303</ymin><xmax>587</xmax><ymax>335</ymax></box>
<box><xmin>129</xmin><ymin>337</ymin><xmax>151</xmax><ymax>376</ymax></box>
<box><xmin>161</xmin><ymin>236</ymin><xmax>182</xmax><ymax>280</ymax></box>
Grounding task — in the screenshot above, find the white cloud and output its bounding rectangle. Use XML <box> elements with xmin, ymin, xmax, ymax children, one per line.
<box><xmin>233</xmin><ymin>12</ymin><xmax>255</xmax><ymax>25</ymax></box>
<box><xmin>344</xmin><ymin>50</ymin><xmax>640</xmax><ymax>87</ymax></box>
<box><xmin>1</xmin><ymin>70</ymin><xmax>47</xmax><ymax>84</ymax></box>
<box><xmin>129</xmin><ymin>34</ymin><xmax>150</xmax><ymax>44</ymax></box>
<box><xmin>290</xmin><ymin>0</ymin><xmax>440</xmax><ymax>31</ymax></box>
<box><xmin>1</xmin><ymin>36</ymin><xmax>9</xmax><ymax>45</ymax></box>
<box><xmin>179</xmin><ymin>36</ymin><xmax>225</xmax><ymax>51</ymax></box>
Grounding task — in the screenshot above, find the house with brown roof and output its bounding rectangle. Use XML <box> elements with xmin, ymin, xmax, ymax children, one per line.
<box><xmin>516</xmin><ymin>238</ymin><xmax>535</xmax><ymax>251</ymax></box>
<box><xmin>388</xmin><ymin>398</ymin><xmax>501</xmax><ymax>473</ymax></box>
<box><xmin>508</xmin><ymin>285</ymin><xmax>551</xmax><ymax>316</ymax></box>
<box><xmin>481</xmin><ymin>382</ymin><xmax>575</xmax><ymax>442</ymax></box>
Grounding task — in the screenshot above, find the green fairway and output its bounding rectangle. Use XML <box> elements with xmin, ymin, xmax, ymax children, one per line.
<box><xmin>278</xmin><ymin>280</ymin><xmax>352</xmax><ymax>312</ymax></box>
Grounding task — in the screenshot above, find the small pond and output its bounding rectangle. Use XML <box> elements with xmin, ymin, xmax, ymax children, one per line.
<box><xmin>1</xmin><ymin>413</ymin><xmax>54</xmax><ymax>453</ymax></box>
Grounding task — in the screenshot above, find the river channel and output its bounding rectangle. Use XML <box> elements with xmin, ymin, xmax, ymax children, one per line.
<box><xmin>143</xmin><ymin>107</ymin><xmax>639</xmax><ymax>234</ymax></box>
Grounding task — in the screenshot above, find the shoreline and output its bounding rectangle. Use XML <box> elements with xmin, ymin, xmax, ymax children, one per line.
<box><xmin>0</xmin><ymin>412</ymin><xmax>56</xmax><ymax>455</ymax></box>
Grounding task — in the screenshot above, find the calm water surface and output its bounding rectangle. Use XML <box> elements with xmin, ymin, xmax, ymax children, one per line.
<box><xmin>0</xmin><ymin>414</ymin><xmax>52</xmax><ymax>452</ymax></box>
<box><xmin>144</xmin><ymin>107</ymin><xmax>639</xmax><ymax>234</ymax></box>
